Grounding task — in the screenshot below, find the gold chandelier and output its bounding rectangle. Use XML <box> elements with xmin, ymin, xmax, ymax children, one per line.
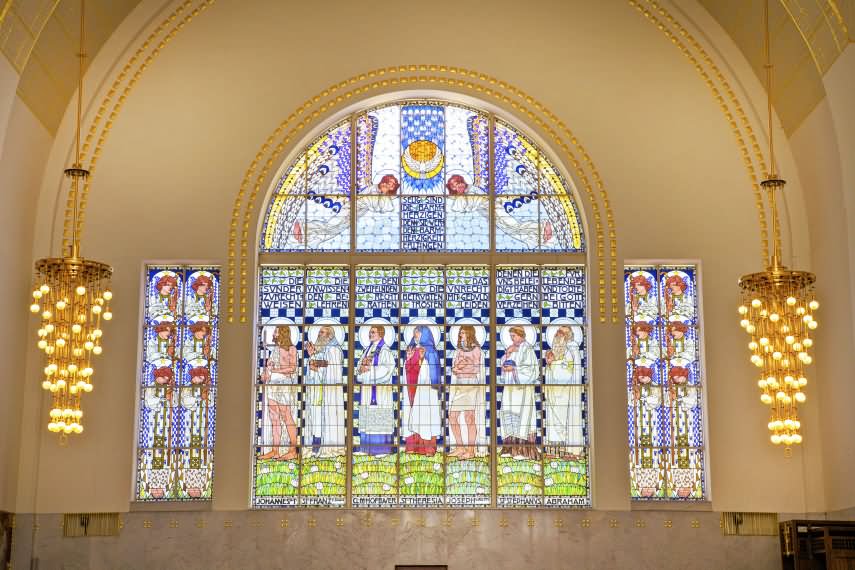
<box><xmin>737</xmin><ymin>0</ymin><xmax>818</xmax><ymax>448</ymax></box>
<box><xmin>28</xmin><ymin>0</ymin><xmax>113</xmax><ymax>436</ymax></box>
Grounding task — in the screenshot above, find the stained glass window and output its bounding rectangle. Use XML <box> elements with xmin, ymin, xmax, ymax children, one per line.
<box><xmin>496</xmin><ymin>266</ymin><xmax>589</xmax><ymax>507</ymax></box>
<box><xmin>255</xmin><ymin>98</ymin><xmax>589</xmax><ymax>509</ymax></box>
<box><xmin>136</xmin><ymin>265</ymin><xmax>219</xmax><ymax>501</ymax></box>
<box><xmin>254</xmin><ymin>267</ymin><xmax>349</xmax><ymax>507</ymax></box>
<box><xmin>260</xmin><ymin>102</ymin><xmax>584</xmax><ymax>254</ymax></box>
<box><xmin>625</xmin><ymin>264</ymin><xmax>705</xmax><ymax>500</ymax></box>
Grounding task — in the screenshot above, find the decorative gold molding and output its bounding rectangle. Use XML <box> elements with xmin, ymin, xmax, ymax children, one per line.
<box><xmin>62</xmin><ymin>0</ymin><xmax>216</xmax><ymax>251</ymax></box>
<box><xmin>229</xmin><ymin>65</ymin><xmax>617</xmax><ymax>323</ymax></box>
<box><xmin>629</xmin><ymin>0</ymin><xmax>771</xmax><ymax>267</ymax></box>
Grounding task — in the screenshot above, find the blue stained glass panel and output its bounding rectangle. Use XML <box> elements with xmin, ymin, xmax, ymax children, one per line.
<box><xmin>136</xmin><ymin>265</ymin><xmax>219</xmax><ymax>501</ymax></box>
<box><xmin>626</xmin><ymin>264</ymin><xmax>705</xmax><ymax>501</ymax></box>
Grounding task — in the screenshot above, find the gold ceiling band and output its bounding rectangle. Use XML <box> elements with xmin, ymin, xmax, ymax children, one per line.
<box><xmin>229</xmin><ymin>66</ymin><xmax>615</xmax><ymax>324</ymax></box>
<box><xmin>61</xmin><ymin>0</ymin><xmax>215</xmax><ymax>252</ymax></box>
<box><xmin>629</xmin><ymin>0</ymin><xmax>772</xmax><ymax>267</ymax></box>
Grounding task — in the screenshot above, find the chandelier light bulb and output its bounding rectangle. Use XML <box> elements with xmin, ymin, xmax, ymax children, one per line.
<box><xmin>771</xmin><ymin>434</ymin><xmax>782</xmax><ymax>445</ymax></box>
<box><xmin>91</xmin><ymin>305</ymin><xmax>101</xmax><ymax>314</ymax></box>
<box><xmin>71</xmin><ymin>324</ymin><xmax>82</xmax><ymax>334</ymax></box>
<box><xmin>103</xmin><ymin>311</ymin><xmax>113</xmax><ymax>321</ymax></box>
<box><xmin>75</xmin><ymin>285</ymin><xmax>86</xmax><ymax>296</ymax></box>
<box><xmin>785</xmin><ymin>335</ymin><xmax>795</xmax><ymax>344</ymax></box>
<box><xmin>30</xmin><ymin>303</ymin><xmax>40</xmax><ymax>313</ymax></box>
<box><xmin>740</xmin><ymin>319</ymin><xmax>750</xmax><ymax>328</ymax></box>
<box><xmin>757</xmin><ymin>379</ymin><xmax>767</xmax><ymax>389</ymax></box>
<box><xmin>746</xmin><ymin>324</ymin><xmax>757</xmax><ymax>334</ymax></box>
<box><xmin>769</xmin><ymin>313</ymin><xmax>780</xmax><ymax>322</ymax></box>
<box><xmin>738</xmin><ymin>305</ymin><xmax>748</xmax><ymax>315</ymax></box>
<box><xmin>786</xmin><ymin>296</ymin><xmax>797</xmax><ymax>306</ymax></box>
<box><xmin>795</xmin><ymin>392</ymin><xmax>806</xmax><ymax>403</ymax></box>
<box><xmin>808</xmin><ymin>320</ymin><xmax>818</xmax><ymax>330</ymax></box>
<box><xmin>761</xmin><ymin>394</ymin><xmax>773</xmax><ymax>404</ymax></box>
<box><xmin>93</xmin><ymin>346</ymin><xmax>102</xmax><ymax>355</ymax></box>
<box><xmin>41</xmin><ymin>380</ymin><xmax>51</xmax><ymax>390</ymax></box>
<box><xmin>792</xmin><ymin>434</ymin><xmax>803</xmax><ymax>444</ymax></box>
<box><xmin>796</xmin><ymin>307</ymin><xmax>806</xmax><ymax>315</ymax></box>
<box><xmin>809</xmin><ymin>300</ymin><xmax>819</xmax><ymax>310</ymax></box>
<box><xmin>103</xmin><ymin>290</ymin><xmax>113</xmax><ymax>300</ymax></box>
<box><xmin>37</xmin><ymin>340</ymin><xmax>47</xmax><ymax>350</ymax></box>
<box><xmin>751</xmin><ymin>299</ymin><xmax>762</xmax><ymax>308</ymax></box>
<box><xmin>803</xmin><ymin>338</ymin><xmax>813</xmax><ymax>348</ymax></box>
<box><xmin>55</xmin><ymin>300</ymin><xmax>67</xmax><ymax>310</ymax></box>
<box><xmin>32</xmin><ymin>290</ymin><xmax>42</xmax><ymax>300</ymax></box>
<box><xmin>41</xmin><ymin>310</ymin><xmax>52</xmax><ymax>320</ymax></box>
<box><xmin>83</xmin><ymin>382</ymin><xmax>93</xmax><ymax>392</ymax></box>
<box><xmin>39</xmin><ymin>285</ymin><xmax>50</xmax><ymax>294</ymax></box>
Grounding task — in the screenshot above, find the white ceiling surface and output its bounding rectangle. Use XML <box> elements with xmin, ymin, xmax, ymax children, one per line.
<box><xmin>0</xmin><ymin>0</ymin><xmax>852</xmax><ymax>135</ymax></box>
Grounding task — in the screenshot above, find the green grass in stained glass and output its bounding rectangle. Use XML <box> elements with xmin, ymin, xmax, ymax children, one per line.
<box><xmin>399</xmin><ymin>451</ymin><xmax>444</xmax><ymax>495</ymax></box>
<box><xmin>300</xmin><ymin>455</ymin><xmax>346</xmax><ymax>496</ymax></box>
<box><xmin>352</xmin><ymin>452</ymin><xmax>397</xmax><ymax>495</ymax></box>
<box><xmin>497</xmin><ymin>455</ymin><xmax>543</xmax><ymax>496</ymax></box>
<box><xmin>255</xmin><ymin>458</ymin><xmax>299</xmax><ymax>497</ymax></box>
<box><xmin>446</xmin><ymin>455</ymin><xmax>490</xmax><ymax>495</ymax></box>
<box><xmin>543</xmin><ymin>458</ymin><xmax>588</xmax><ymax>497</ymax></box>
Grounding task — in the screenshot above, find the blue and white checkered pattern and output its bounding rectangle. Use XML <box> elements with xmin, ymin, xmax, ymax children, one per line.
<box><xmin>401</xmin><ymin>307</ymin><xmax>443</xmax><ymax>321</ymax></box>
<box><xmin>497</xmin><ymin>308</ymin><xmax>539</xmax><ymax>324</ymax></box>
<box><xmin>541</xmin><ymin>307</ymin><xmax>584</xmax><ymax>324</ymax></box>
<box><xmin>447</xmin><ymin>307</ymin><xmax>489</xmax><ymax>323</ymax></box>
<box><xmin>355</xmin><ymin>307</ymin><xmax>397</xmax><ymax>323</ymax></box>
<box><xmin>260</xmin><ymin>307</ymin><xmax>302</xmax><ymax>323</ymax></box>
<box><xmin>304</xmin><ymin>307</ymin><xmax>348</xmax><ymax>324</ymax></box>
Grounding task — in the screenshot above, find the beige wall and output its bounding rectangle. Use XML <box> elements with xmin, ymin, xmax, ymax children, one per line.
<box><xmin>789</xmin><ymin>45</ymin><xmax>855</xmax><ymax>514</ymax></box>
<box><xmin>3</xmin><ymin>0</ymin><xmax>846</xmax><ymax>522</ymax></box>
<box><xmin>0</xmin><ymin>84</ymin><xmax>53</xmax><ymax>511</ymax></box>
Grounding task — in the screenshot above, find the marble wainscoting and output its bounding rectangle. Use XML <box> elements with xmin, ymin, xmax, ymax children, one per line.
<box><xmin>11</xmin><ymin>510</ymin><xmax>780</xmax><ymax>570</ymax></box>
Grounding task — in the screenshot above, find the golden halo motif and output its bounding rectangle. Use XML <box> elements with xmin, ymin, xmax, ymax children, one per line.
<box><xmin>402</xmin><ymin>139</ymin><xmax>443</xmax><ymax>179</ymax></box>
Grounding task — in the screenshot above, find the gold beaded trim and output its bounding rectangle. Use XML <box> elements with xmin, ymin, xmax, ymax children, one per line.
<box><xmin>62</xmin><ymin>0</ymin><xmax>216</xmax><ymax>251</ymax></box>
<box><xmin>629</xmin><ymin>0</ymin><xmax>771</xmax><ymax>266</ymax></box>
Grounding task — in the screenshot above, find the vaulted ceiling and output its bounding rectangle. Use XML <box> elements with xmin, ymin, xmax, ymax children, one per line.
<box><xmin>0</xmin><ymin>0</ymin><xmax>852</xmax><ymax>135</ymax></box>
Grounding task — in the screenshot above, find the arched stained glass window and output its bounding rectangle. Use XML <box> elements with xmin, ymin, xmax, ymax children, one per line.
<box><xmin>254</xmin><ymin>99</ymin><xmax>589</xmax><ymax>508</ymax></box>
<box><xmin>625</xmin><ymin>264</ymin><xmax>706</xmax><ymax>500</ymax></box>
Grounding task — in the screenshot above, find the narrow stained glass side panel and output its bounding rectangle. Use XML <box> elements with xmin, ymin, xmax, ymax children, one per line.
<box><xmin>625</xmin><ymin>265</ymin><xmax>665</xmax><ymax>499</ymax></box>
<box><xmin>445</xmin><ymin>266</ymin><xmax>491</xmax><ymax>507</ymax></box>
<box><xmin>301</xmin><ymin>267</ymin><xmax>350</xmax><ymax>507</ymax></box>
<box><xmin>254</xmin><ymin>267</ymin><xmax>304</xmax><ymax>507</ymax></box>
<box><xmin>659</xmin><ymin>265</ymin><xmax>704</xmax><ymax>500</ymax></box>
<box><xmin>137</xmin><ymin>266</ymin><xmax>183</xmax><ymax>500</ymax></box>
<box><xmin>496</xmin><ymin>266</ymin><xmax>542</xmax><ymax>507</ymax></box>
<box><xmin>136</xmin><ymin>265</ymin><xmax>219</xmax><ymax>502</ymax></box>
<box><xmin>541</xmin><ymin>266</ymin><xmax>589</xmax><ymax>507</ymax></box>
<box><xmin>353</xmin><ymin>267</ymin><xmax>400</xmax><ymax>507</ymax></box>
<box><xmin>399</xmin><ymin>267</ymin><xmax>445</xmax><ymax>506</ymax></box>
<box><xmin>174</xmin><ymin>268</ymin><xmax>219</xmax><ymax>500</ymax></box>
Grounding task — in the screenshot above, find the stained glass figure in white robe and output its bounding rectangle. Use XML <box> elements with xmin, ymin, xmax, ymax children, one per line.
<box><xmin>544</xmin><ymin>325</ymin><xmax>584</xmax><ymax>452</ymax></box>
<box><xmin>499</xmin><ymin>326</ymin><xmax>540</xmax><ymax>459</ymax></box>
<box><xmin>305</xmin><ymin>325</ymin><xmax>345</xmax><ymax>456</ymax></box>
<box><xmin>356</xmin><ymin>325</ymin><xmax>396</xmax><ymax>455</ymax></box>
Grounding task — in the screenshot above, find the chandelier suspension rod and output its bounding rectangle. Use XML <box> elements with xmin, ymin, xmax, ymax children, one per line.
<box><xmin>69</xmin><ymin>0</ymin><xmax>86</xmax><ymax>258</ymax></box>
<box><xmin>762</xmin><ymin>0</ymin><xmax>783</xmax><ymax>271</ymax></box>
